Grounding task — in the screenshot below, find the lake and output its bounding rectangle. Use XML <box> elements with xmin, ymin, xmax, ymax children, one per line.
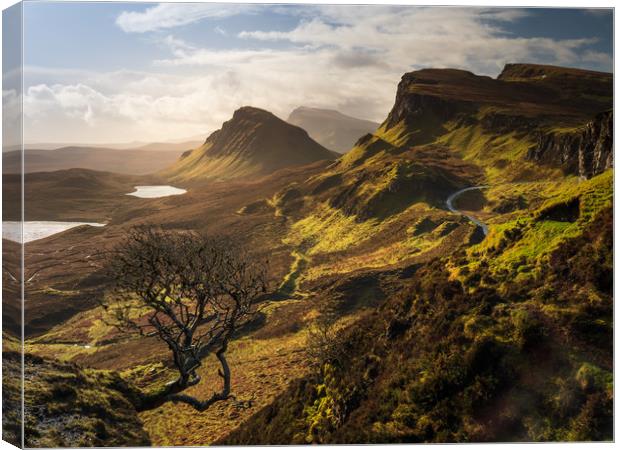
<box><xmin>2</xmin><ymin>221</ymin><xmax>106</xmax><ymax>243</ymax></box>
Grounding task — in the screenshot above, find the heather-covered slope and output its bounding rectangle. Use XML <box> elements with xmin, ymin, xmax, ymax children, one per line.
<box><xmin>163</xmin><ymin>107</ymin><xmax>337</xmax><ymax>182</ymax></box>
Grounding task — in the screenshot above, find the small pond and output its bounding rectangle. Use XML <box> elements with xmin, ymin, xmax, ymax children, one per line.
<box><xmin>126</xmin><ymin>185</ymin><xmax>187</xmax><ymax>199</ymax></box>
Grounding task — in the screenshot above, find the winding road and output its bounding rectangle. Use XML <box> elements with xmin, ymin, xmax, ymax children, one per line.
<box><xmin>446</xmin><ymin>186</ymin><xmax>490</xmax><ymax>237</ymax></box>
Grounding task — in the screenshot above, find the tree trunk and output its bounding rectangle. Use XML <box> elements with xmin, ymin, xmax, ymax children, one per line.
<box><xmin>136</xmin><ymin>341</ymin><xmax>231</xmax><ymax>412</ymax></box>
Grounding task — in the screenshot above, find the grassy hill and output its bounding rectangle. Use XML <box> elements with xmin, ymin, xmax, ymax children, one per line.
<box><xmin>163</xmin><ymin>106</ymin><xmax>337</xmax><ymax>183</ymax></box>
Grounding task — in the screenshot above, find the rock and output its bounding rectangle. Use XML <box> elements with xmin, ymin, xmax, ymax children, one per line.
<box><xmin>580</xmin><ymin>110</ymin><xmax>613</xmax><ymax>178</ymax></box>
<box><xmin>383</xmin><ymin>70</ymin><xmax>475</xmax><ymax>133</ymax></box>
<box><xmin>527</xmin><ymin>110</ymin><xmax>613</xmax><ymax>179</ymax></box>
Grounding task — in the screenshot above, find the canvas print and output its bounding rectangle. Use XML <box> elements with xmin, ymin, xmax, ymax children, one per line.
<box><xmin>1</xmin><ymin>2</ymin><xmax>614</xmax><ymax>447</ymax></box>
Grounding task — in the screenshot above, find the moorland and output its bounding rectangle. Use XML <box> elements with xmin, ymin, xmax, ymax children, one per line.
<box><xmin>2</xmin><ymin>63</ymin><xmax>613</xmax><ymax>446</ymax></box>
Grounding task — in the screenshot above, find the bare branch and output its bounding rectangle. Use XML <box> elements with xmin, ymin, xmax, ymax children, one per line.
<box><xmin>101</xmin><ymin>225</ymin><xmax>267</xmax><ymax>412</ymax></box>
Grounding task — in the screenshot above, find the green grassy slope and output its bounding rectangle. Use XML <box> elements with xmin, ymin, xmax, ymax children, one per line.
<box><xmin>3</xmin><ymin>334</ymin><xmax>150</xmax><ymax>448</ymax></box>
<box><xmin>220</xmin><ymin>170</ymin><xmax>613</xmax><ymax>444</ymax></box>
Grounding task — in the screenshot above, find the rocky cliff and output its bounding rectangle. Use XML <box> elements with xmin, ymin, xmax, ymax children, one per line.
<box><xmin>383</xmin><ymin>69</ymin><xmax>478</xmax><ymax>141</ymax></box>
<box><xmin>528</xmin><ymin>110</ymin><xmax>613</xmax><ymax>178</ymax></box>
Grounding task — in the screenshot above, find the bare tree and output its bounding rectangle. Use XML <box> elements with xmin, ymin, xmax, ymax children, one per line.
<box><xmin>102</xmin><ymin>226</ymin><xmax>267</xmax><ymax>411</ymax></box>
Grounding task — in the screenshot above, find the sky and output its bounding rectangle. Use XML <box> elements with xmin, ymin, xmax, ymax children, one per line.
<box><xmin>4</xmin><ymin>3</ymin><xmax>614</xmax><ymax>145</ymax></box>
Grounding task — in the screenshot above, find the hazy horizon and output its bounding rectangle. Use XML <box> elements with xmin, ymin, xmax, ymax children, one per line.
<box><xmin>3</xmin><ymin>3</ymin><xmax>613</xmax><ymax>145</ymax></box>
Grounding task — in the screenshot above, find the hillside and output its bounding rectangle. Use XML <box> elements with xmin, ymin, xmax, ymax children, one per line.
<box><xmin>3</xmin><ymin>169</ymin><xmax>151</xmax><ymax>222</ymax></box>
<box><xmin>217</xmin><ymin>63</ymin><xmax>613</xmax><ymax>443</ymax></box>
<box><xmin>3</xmin><ymin>145</ymin><xmax>193</xmax><ymax>175</ymax></box>
<box><xmin>222</xmin><ymin>200</ymin><xmax>613</xmax><ymax>443</ymax></box>
<box><xmin>3</xmin><ymin>340</ymin><xmax>150</xmax><ymax>447</ymax></box>
<box><xmin>15</xmin><ymin>63</ymin><xmax>613</xmax><ymax>446</ymax></box>
<box><xmin>163</xmin><ymin>106</ymin><xmax>337</xmax><ymax>182</ymax></box>
<box><xmin>287</xmin><ymin>107</ymin><xmax>379</xmax><ymax>153</ymax></box>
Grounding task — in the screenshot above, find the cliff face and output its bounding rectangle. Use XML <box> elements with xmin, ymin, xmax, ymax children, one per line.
<box><xmin>377</xmin><ymin>65</ymin><xmax>612</xmax><ymax>181</ymax></box>
<box><xmin>384</xmin><ymin>70</ymin><xmax>477</xmax><ymax>132</ymax></box>
<box><xmin>528</xmin><ymin>111</ymin><xmax>613</xmax><ymax>179</ymax></box>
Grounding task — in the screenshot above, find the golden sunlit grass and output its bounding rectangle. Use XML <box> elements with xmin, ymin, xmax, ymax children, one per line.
<box><xmin>436</xmin><ymin>118</ymin><xmax>564</xmax><ymax>183</ymax></box>
<box><xmin>284</xmin><ymin>203</ymin><xmax>385</xmax><ymax>255</ymax></box>
<box><xmin>139</xmin><ymin>325</ymin><xmax>311</xmax><ymax>446</ymax></box>
<box><xmin>303</xmin><ymin>232</ymin><xmax>445</xmax><ymax>282</ymax></box>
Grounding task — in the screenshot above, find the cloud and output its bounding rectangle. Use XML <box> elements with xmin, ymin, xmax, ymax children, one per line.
<box><xmin>25</xmin><ymin>6</ymin><xmax>611</xmax><ymax>144</ymax></box>
<box><xmin>3</xmin><ymin>89</ymin><xmax>22</xmax><ymax>147</ymax></box>
<box><xmin>116</xmin><ymin>3</ymin><xmax>258</xmax><ymax>33</ymax></box>
<box><xmin>235</xmin><ymin>7</ymin><xmax>600</xmax><ymax>75</ymax></box>
<box><xmin>22</xmin><ymin>78</ymin><xmax>224</xmax><ymax>143</ymax></box>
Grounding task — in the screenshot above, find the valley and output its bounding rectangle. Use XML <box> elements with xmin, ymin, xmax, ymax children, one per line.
<box><xmin>2</xmin><ymin>63</ymin><xmax>613</xmax><ymax>446</ymax></box>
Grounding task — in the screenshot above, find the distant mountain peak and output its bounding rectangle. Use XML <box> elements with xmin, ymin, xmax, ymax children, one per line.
<box><xmin>291</xmin><ymin>106</ymin><xmax>339</xmax><ymax>115</ymax></box>
<box><xmin>287</xmin><ymin>107</ymin><xmax>379</xmax><ymax>153</ymax></box>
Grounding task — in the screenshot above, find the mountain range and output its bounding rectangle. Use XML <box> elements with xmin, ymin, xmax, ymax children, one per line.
<box><xmin>2</xmin><ymin>139</ymin><xmax>202</xmax><ymax>175</ymax></box>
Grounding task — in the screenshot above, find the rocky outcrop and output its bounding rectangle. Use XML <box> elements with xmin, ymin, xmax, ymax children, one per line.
<box><xmin>527</xmin><ymin>110</ymin><xmax>613</xmax><ymax>178</ymax></box>
<box><xmin>480</xmin><ymin>112</ymin><xmax>538</xmax><ymax>134</ymax></box>
<box><xmin>579</xmin><ymin>110</ymin><xmax>613</xmax><ymax>178</ymax></box>
<box><xmin>384</xmin><ymin>71</ymin><xmax>476</xmax><ymax>132</ymax></box>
